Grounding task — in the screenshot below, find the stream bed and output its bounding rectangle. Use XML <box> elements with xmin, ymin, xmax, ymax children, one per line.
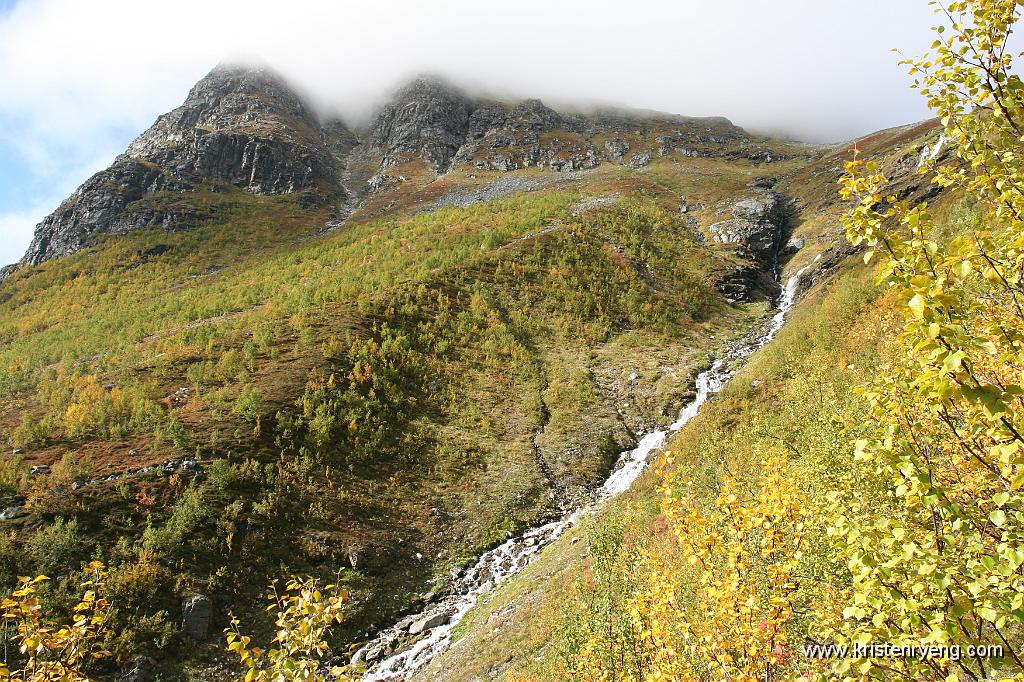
<box><xmin>353</xmin><ymin>263</ymin><xmax>813</xmax><ymax>681</ymax></box>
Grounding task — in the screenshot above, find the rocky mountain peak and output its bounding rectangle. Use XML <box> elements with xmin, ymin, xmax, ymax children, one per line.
<box><xmin>127</xmin><ymin>63</ymin><xmax>320</xmax><ymax>154</ymax></box>
<box><xmin>15</xmin><ymin>62</ymin><xmax>343</xmax><ymax>268</ymax></box>
<box><xmin>123</xmin><ymin>62</ymin><xmax>336</xmax><ymax>193</ymax></box>
<box><xmin>507</xmin><ymin>98</ymin><xmax>571</xmax><ymax>132</ymax></box>
<box><xmin>393</xmin><ymin>75</ymin><xmax>464</xmax><ymax>101</ymax></box>
<box><xmin>361</xmin><ymin>75</ymin><xmax>474</xmax><ymax>172</ymax></box>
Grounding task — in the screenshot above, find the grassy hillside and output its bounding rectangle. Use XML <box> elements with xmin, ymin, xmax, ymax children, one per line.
<box><xmin>409</xmin><ymin>257</ymin><xmax>882</xmax><ymax>680</ymax></box>
<box><xmin>412</xmin><ymin>124</ymin><xmax>960</xmax><ymax>682</ymax></box>
<box><xmin>417</xmin><ymin>218</ymin><xmax>947</xmax><ymax>682</ymax></box>
<box><xmin>0</xmin><ymin>152</ymin><xmax>804</xmax><ymax>678</ymax></box>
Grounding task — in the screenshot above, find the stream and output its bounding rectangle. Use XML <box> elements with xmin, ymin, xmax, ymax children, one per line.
<box><xmin>353</xmin><ymin>261</ymin><xmax>814</xmax><ymax>681</ymax></box>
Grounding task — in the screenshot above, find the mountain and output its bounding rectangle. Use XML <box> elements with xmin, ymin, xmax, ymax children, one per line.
<box><xmin>18</xmin><ymin>65</ymin><xmax>348</xmax><ymax>267</ymax></box>
<box><xmin>7</xmin><ymin>64</ymin><xmax>788</xmax><ymax>276</ymax></box>
<box><xmin>411</xmin><ymin>120</ymin><xmax>952</xmax><ymax>682</ymax></box>
<box><xmin>0</xmin><ymin>63</ymin><xmax>943</xmax><ymax>681</ymax></box>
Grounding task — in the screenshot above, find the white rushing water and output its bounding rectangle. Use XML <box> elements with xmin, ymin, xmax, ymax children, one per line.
<box><xmin>354</xmin><ymin>264</ymin><xmax>813</xmax><ymax>681</ymax></box>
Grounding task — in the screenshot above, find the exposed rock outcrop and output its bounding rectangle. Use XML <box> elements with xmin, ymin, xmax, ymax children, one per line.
<box><xmin>181</xmin><ymin>594</ymin><xmax>212</xmax><ymax>640</ymax></box>
<box><xmin>358</xmin><ymin>77</ymin><xmax>474</xmax><ymax>173</ymax></box>
<box><xmin>710</xmin><ymin>182</ymin><xmax>791</xmax><ymax>302</ymax></box>
<box><xmin>7</xmin><ymin>69</ymin><xmax>758</xmax><ymax>273</ymax></box>
<box><xmin>120</xmin><ymin>656</ymin><xmax>157</xmax><ymax>682</ymax></box>
<box><xmin>19</xmin><ymin>63</ymin><xmax>347</xmax><ymax>267</ymax></box>
<box><xmin>20</xmin><ymin>161</ymin><xmax>193</xmax><ymax>265</ymax></box>
<box><xmin>125</xmin><ymin>64</ymin><xmax>337</xmax><ymax>192</ymax></box>
<box><xmin>708</xmin><ymin>189</ymin><xmax>787</xmax><ymax>258</ymax></box>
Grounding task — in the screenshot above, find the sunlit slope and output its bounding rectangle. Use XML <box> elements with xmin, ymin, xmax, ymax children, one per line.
<box><xmin>413</xmin><ymin>121</ymin><xmax>949</xmax><ymax>682</ymax></box>
<box><xmin>0</xmin><ymin>151</ymin><xmax>799</xmax><ymax>677</ymax></box>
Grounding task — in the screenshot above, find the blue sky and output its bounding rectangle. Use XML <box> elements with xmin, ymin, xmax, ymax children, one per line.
<box><xmin>0</xmin><ymin>0</ymin><xmax>943</xmax><ymax>267</ymax></box>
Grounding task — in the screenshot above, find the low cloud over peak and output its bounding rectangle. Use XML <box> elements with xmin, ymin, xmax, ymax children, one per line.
<box><xmin>0</xmin><ymin>0</ymin><xmax>938</xmax><ymax>265</ymax></box>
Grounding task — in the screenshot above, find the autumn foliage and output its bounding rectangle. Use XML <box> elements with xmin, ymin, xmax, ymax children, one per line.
<box><xmin>226</xmin><ymin>576</ymin><xmax>351</xmax><ymax>682</ymax></box>
<box><xmin>565</xmin><ymin>1</ymin><xmax>1024</xmax><ymax>680</ymax></box>
<box><xmin>0</xmin><ymin>563</ymin><xmax>110</xmax><ymax>681</ymax></box>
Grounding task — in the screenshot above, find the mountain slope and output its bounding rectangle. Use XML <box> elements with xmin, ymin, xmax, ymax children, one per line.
<box><xmin>0</xmin><ymin>64</ymin><xmax>936</xmax><ymax>681</ymax></box>
<box><xmin>409</xmin><ymin>120</ymin><xmax>950</xmax><ymax>682</ymax></box>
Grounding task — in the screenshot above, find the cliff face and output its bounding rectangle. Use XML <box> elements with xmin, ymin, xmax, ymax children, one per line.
<box><xmin>123</xmin><ymin>64</ymin><xmax>337</xmax><ymax>194</ymax></box>
<box><xmin>19</xmin><ymin>64</ymin><xmax>346</xmax><ymax>266</ymax></box>
<box><xmin>11</xmin><ymin>68</ymin><xmax>761</xmax><ymax>273</ymax></box>
<box><xmin>359</xmin><ymin>77</ymin><xmax>475</xmax><ymax>173</ymax></box>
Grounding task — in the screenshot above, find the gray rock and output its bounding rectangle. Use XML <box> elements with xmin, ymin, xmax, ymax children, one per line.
<box><xmin>603</xmin><ymin>138</ymin><xmax>630</xmax><ymax>162</ymax></box>
<box><xmin>120</xmin><ymin>655</ymin><xmax>157</xmax><ymax>682</ymax></box>
<box><xmin>731</xmin><ymin>194</ymin><xmax>782</xmax><ymax>223</ymax></box>
<box><xmin>30</xmin><ymin>465</ymin><xmax>49</xmax><ymax>475</ymax></box>
<box><xmin>181</xmin><ymin>594</ymin><xmax>212</xmax><ymax>640</ymax></box>
<box><xmin>0</xmin><ymin>505</ymin><xmax>24</xmax><ymax>520</ymax></box>
<box><xmin>360</xmin><ymin>76</ymin><xmax>474</xmax><ymax>173</ymax></box>
<box><xmin>628</xmin><ymin>151</ymin><xmax>651</xmax><ymax>169</ymax></box>
<box><xmin>409</xmin><ymin>612</ymin><xmax>449</xmax><ymax>635</ymax></box>
<box><xmin>710</xmin><ymin>189</ymin><xmax>790</xmax><ymax>302</ymax></box>
<box><xmin>708</xmin><ymin>190</ymin><xmax>786</xmax><ymax>258</ymax></box>
<box><xmin>124</xmin><ymin>64</ymin><xmax>337</xmax><ymax>194</ymax></box>
<box><xmin>395</xmin><ymin>614</ymin><xmax>418</xmax><ymax>631</ymax></box>
<box><xmin>359</xmin><ymin>640</ymin><xmax>389</xmax><ymax>665</ymax></box>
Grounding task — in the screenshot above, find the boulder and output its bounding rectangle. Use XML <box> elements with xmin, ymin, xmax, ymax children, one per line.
<box><xmin>628</xmin><ymin>151</ymin><xmax>652</xmax><ymax>169</ymax></box>
<box><xmin>409</xmin><ymin>611</ymin><xmax>450</xmax><ymax>635</ymax></box>
<box><xmin>604</xmin><ymin>138</ymin><xmax>630</xmax><ymax>162</ymax></box>
<box><xmin>0</xmin><ymin>505</ymin><xmax>24</xmax><ymax>520</ymax></box>
<box><xmin>181</xmin><ymin>594</ymin><xmax>212</xmax><ymax>640</ymax></box>
<box><xmin>708</xmin><ymin>189</ymin><xmax>787</xmax><ymax>259</ymax></box>
<box><xmin>120</xmin><ymin>656</ymin><xmax>157</xmax><ymax>682</ymax></box>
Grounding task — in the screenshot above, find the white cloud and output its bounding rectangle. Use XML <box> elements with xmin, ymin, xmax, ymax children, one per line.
<box><xmin>0</xmin><ymin>0</ymin><xmax>943</xmax><ymax>264</ymax></box>
<box><xmin>0</xmin><ymin>207</ymin><xmax>49</xmax><ymax>267</ymax></box>
<box><xmin>0</xmin><ymin>150</ymin><xmax>118</xmax><ymax>266</ymax></box>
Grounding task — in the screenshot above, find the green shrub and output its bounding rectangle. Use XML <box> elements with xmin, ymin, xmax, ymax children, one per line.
<box><xmin>26</xmin><ymin>517</ymin><xmax>82</xmax><ymax>576</ymax></box>
<box><xmin>232</xmin><ymin>383</ymin><xmax>263</xmax><ymax>422</ymax></box>
<box><xmin>25</xmin><ymin>453</ymin><xmax>89</xmax><ymax>517</ymax></box>
<box><xmin>0</xmin><ymin>454</ymin><xmax>23</xmax><ymax>495</ymax></box>
<box><xmin>104</xmin><ymin>552</ymin><xmax>175</xmax><ymax>658</ymax></box>
<box><xmin>142</xmin><ymin>484</ymin><xmax>208</xmax><ymax>555</ymax></box>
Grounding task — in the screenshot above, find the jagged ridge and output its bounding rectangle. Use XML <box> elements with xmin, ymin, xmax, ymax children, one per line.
<box><xmin>11</xmin><ymin>67</ymin><xmax>775</xmax><ymax>274</ymax></box>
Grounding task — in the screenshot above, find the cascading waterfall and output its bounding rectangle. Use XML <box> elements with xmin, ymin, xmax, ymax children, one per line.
<box><xmin>353</xmin><ymin>261</ymin><xmax>815</xmax><ymax>681</ymax></box>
